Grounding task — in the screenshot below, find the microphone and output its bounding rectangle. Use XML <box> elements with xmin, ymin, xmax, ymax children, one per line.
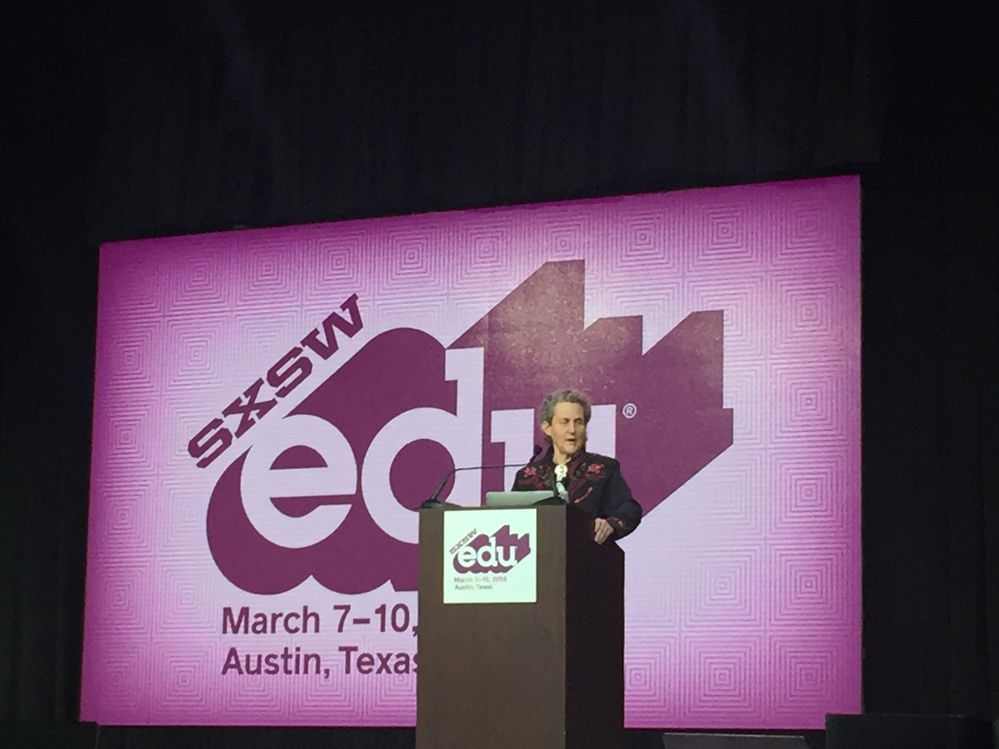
<box><xmin>420</xmin><ymin>445</ymin><xmax>544</xmax><ymax>509</ymax></box>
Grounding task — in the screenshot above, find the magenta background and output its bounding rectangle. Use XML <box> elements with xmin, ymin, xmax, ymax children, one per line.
<box><xmin>81</xmin><ymin>176</ymin><xmax>861</xmax><ymax>727</ymax></box>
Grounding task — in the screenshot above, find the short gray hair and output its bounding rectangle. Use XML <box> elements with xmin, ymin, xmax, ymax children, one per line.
<box><xmin>539</xmin><ymin>389</ymin><xmax>592</xmax><ymax>425</ymax></box>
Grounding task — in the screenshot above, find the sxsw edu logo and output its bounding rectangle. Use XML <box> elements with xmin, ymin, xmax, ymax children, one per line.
<box><xmin>187</xmin><ymin>260</ymin><xmax>733</xmax><ymax>595</ymax></box>
<box><xmin>451</xmin><ymin>526</ymin><xmax>531</xmax><ymax>574</ymax></box>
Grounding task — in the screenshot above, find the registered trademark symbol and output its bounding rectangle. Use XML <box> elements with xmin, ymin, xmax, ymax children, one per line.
<box><xmin>622</xmin><ymin>402</ymin><xmax>638</xmax><ymax>419</ymax></box>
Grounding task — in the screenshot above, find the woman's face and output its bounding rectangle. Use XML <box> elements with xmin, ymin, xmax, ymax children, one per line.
<box><xmin>542</xmin><ymin>401</ymin><xmax>587</xmax><ymax>461</ymax></box>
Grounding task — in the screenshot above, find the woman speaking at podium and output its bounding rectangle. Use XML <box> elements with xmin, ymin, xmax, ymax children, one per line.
<box><xmin>511</xmin><ymin>389</ymin><xmax>642</xmax><ymax>544</ymax></box>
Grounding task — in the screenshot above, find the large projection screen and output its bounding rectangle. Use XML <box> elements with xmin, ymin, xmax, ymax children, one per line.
<box><xmin>81</xmin><ymin>176</ymin><xmax>861</xmax><ymax>728</ymax></box>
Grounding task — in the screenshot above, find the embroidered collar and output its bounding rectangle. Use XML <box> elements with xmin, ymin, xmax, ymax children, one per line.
<box><xmin>532</xmin><ymin>447</ymin><xmax>589</xmax><ymax>479</ymax></box>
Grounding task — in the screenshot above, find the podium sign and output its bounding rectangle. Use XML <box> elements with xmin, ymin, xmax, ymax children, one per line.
<box><xmin>442</xmin><ymin>508</ymin><xmax>537</xmax><ymax>604</ymax></box>
<box><xmin>418</xmin><ymin>504</ymin><xmax>625</xmax><ymax>748</ymax></box>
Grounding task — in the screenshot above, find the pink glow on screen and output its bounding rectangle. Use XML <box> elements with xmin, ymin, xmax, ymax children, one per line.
<box><xmin>82</xmin><ymin>176</ymin><xmax>861</xmax><ymax>728</ymax></box>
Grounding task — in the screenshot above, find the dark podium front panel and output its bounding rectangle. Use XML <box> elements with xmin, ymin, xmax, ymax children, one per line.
<box><xmin>416</xmin><ymin>503</ymin><xmax>625</xmax><ymax>749</ymax></box>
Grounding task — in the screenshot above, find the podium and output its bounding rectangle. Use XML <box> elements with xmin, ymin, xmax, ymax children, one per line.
<box><xmin>416</xmin><ymin>503</ymin><xmax>625</xmax><ymax>749</ymax></box>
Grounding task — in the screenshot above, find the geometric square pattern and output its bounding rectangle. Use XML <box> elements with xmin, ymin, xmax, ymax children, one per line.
<box><xmin>81</xmin><ymin>176</ymin><xmax>860</xmax><ymax>728</ymax></box>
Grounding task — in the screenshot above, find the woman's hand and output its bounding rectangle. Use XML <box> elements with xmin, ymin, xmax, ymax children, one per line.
<box><xmin>594</xmin><ymin>518</ymin><xmax>614</xmax><ymax>545</ymax></box>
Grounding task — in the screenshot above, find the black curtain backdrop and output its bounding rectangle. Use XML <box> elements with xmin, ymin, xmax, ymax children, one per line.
<box><xmin>3</xmin><ymin>0</ymin><xmax>997</xmax><ymax>740</ymax></box>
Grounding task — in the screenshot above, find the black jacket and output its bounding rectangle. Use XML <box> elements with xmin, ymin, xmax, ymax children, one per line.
<box><xmin>511</xmin><ymin>449</ymin><xmax>642</xmax><ymax>538</ymax></box>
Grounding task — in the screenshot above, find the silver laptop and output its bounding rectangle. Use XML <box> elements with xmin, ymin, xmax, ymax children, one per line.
<box><xmin>483</xmin><ymin>490</ymin><xmax>559</xmax><ymax>508</ymax></box>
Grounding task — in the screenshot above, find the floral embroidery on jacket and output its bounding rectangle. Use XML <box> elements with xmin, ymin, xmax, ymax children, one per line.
<box><xmin>517</xmin><ymin>463</ymin><xmax>550</xmax><ymax>490</ymax></box>
<box><xmin>513</xmin><ymin>450</ymin><xmax>641</xmax><ymax>538</ymax></box>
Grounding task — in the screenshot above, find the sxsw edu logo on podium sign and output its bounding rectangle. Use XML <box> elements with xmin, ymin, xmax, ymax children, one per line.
<box><xmin>189</xmin><ymin>259</ymin><xmax>733</xmax><ymax>597</ymax></box>
<box><xmin>443</xmin><ymin>511</ymin><xmax>536</xmax><ymax>604</ymax></box>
